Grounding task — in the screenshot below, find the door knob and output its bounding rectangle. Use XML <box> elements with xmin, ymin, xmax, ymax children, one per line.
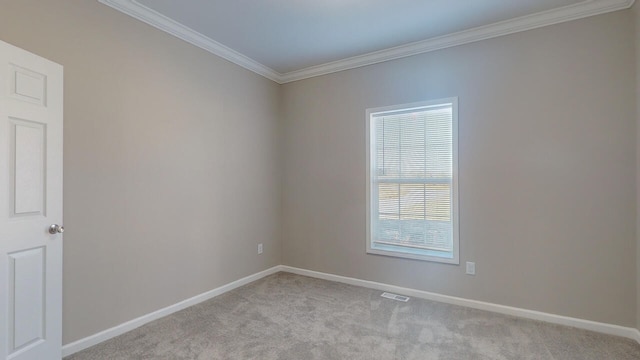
<box><xmin>49</xmin><ymin>224</ymin><xmax>64</xmax><ymax>234</ymax></box>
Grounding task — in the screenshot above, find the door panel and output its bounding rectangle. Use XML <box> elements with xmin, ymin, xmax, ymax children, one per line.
<box><xmin>0</xmin><ymin>40</ymin><xmax>63</xmax><ymax>360</ymax></box>
<box><xmin>9</xmin><ymin>247</ymin><xmax>45</xmax><ymax>353</ymax></box>
<box><xmin>11</xmin><ymin>119</ymin><xmax>46</xmax><ymax>217</ymax></box>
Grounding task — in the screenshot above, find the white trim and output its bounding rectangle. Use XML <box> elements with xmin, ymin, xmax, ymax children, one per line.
<box><xmin>279</xmin><ymin>266</ymin><xmax>640</xmax><ymax>343</ymax></box>
<box><xmin>61</xmin><ymin>266</ymin><xmax>282</xmax><ymax>357</ymax></box>
<box><xmin>97</xmin><ymin>0</ymin><xmax>634</xmax><ymax>84</ymax></box>
<box><xmin>97</xmin><ymin>0</ymin><xmax>283</xmax><ymax>83</ymax></box>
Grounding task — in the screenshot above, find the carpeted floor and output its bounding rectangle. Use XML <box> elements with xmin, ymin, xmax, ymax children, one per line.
<box><xmin>65</xmin><ymin>272</ymin><xmax>640</xmax><ymax>359</ymax></box>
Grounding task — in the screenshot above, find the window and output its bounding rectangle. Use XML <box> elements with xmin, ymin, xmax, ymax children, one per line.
<box><xmin>366</xmin><ymin>98</ymin><xmax>459</xmax><ymax>264</ymax></box>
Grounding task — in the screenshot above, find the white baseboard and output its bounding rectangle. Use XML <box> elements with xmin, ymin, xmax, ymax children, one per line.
<box><xmin>63</xmin><ymin>264</ymin><xmax>640</xmax><ymax>357</ymax></box>
<box><xmin>61</xmin><ymin>266</ymin><xmax>282</xmax><ymax>357</ymax></box>
<box><xmin>279</xmin><ymin>266</ymin><xmax>640</xmax><ymax>343</ymax></box>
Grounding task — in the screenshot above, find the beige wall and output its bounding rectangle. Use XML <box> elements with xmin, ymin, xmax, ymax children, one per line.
<box><xmin>635</xmin><ymin>0</ymin><xmax>640</xmax><ymax>330</ymax></box>
<box><xmin>282</xmin><ymin>11</ymin><xmax>637</xmax><ymax>327</ymax></box>
<box><xmin>0</xmin><ymin>0</ymin><xmax>282</xmax><ymax>344</ymax></box>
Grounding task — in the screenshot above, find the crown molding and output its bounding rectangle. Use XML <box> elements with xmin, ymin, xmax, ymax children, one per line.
<box><xmin>98</xmin><ymin>0</ymin><xmax>283</xmax><ymax>83</ymax></box>
<box><xmin>280</xmin><ymin>0</ymin><xmax>635</xmax><ymax>83</ymax></box>
<box><xmin>99</xmin><ymin>0</ymin><xmax>634</xmax><ymax>85</ymax></box>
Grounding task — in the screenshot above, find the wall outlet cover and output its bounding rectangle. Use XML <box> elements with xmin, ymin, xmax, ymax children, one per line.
<box><xmin>466</xmin><ymin>262</ymin><xmax>476</xmax><ymax>275</ymax></box>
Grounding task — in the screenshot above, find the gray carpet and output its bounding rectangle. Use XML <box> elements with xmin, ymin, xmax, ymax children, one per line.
<box><xmin>65</xmin><ymin>272</ymin><xmax>640</xmax><ymax>359</ymax></box>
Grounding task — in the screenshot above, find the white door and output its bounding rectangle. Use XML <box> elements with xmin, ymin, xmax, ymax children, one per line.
<box><xmin>0</xmin><ymin>40</ymin><xmax>63</xmax><ymax>360</ymax></box>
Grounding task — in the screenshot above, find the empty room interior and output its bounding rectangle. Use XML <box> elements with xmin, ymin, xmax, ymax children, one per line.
<box><xmin>2</xmin><ymin>0</ymin><xmax>640</xmax><ymax>359</ymax></box>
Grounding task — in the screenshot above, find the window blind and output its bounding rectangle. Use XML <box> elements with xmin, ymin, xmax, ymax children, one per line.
<box><xmin>370</xmin><ymin>102</ymin><xmax>455</xmax><ymax>258</ymax></box>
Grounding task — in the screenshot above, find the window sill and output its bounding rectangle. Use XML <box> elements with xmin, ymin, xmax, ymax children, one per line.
<box><xmin>366</xmin><ymin>246</ymin><xmax>459</xmax><ymax>265</ymax></box>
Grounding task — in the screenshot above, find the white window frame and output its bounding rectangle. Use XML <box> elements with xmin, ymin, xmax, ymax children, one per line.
<box><xmin>366</xmin><ymin>98</ymin><xmax>459</xmax><ymax>264</ymax></box>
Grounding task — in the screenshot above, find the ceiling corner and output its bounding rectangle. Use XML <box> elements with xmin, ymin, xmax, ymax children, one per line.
<box><xmin>98</xmin><ymin>0</ymin><xmax>632</xmax><ymax>85</ymax></box>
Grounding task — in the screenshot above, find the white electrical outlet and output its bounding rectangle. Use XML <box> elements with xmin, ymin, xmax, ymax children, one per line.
<box><xmin>466</xmin><ymin>262</ymin><xmax>476</xmax><ymax>275</ymax></box>
<box><xmin>258</xmin><ymin>243</ymin><xmax>263</xmax><ymax>254</ymax></box>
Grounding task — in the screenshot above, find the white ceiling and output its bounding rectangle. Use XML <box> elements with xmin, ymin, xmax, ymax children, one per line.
<box><xmin>136</xmin><ymin>0</ymin><xmax>582</xmax><ymax>74</ymax></box>
<box><xmin>101</xmin><ymin>0</ymin><xmax>635</xmax><ymax>82</ymax></box>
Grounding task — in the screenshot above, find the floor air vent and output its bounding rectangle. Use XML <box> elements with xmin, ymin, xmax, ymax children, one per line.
<box><xmin>381</xmin><ymin>292</ymin><xmax>410</xmax><ymax>302</ymax></box>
